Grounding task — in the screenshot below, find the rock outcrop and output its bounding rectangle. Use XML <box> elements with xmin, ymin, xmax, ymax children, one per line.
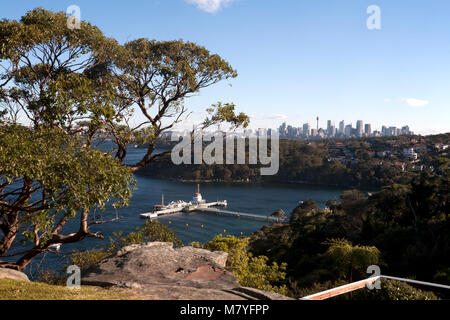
<box><xmin>0</xmin><ymin>268</ymin><xmax>30</xmax><ymax>282</ymax></box>
<box><xmin>82</xmin><ymin>242</ymin><xmax>293</xmax><ymax>300</ymax></box>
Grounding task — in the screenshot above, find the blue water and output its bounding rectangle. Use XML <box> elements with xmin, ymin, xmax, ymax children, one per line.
<box><xmin>7</xmin><ymin>144</ymin><xmax>348</xmax><ymax>276</ymax></box>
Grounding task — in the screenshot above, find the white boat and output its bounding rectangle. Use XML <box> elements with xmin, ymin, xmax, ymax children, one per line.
<box><xmin>140</xmin><ymin>212</ymin><xmax>159</xmax><ymax>218</ymax></box>
<box><xmin>191</xmin><ymin>184</ymin><xmax>206</xmax><ymax>205</ymax></box>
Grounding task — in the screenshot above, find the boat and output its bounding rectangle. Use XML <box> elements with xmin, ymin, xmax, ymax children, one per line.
<box><xmin>140</xmin><ymin>212</ymin><xmax>159</xmax><ymax>219</ymax></box>
<box><xmin>191</xmin><ymin>184</ymin><xmax>206</xmax><ymax>205</ymax></box>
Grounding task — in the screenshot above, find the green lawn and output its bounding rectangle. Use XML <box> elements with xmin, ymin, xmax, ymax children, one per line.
<box><xmin>0</xmin><ymin>279</ymin><xmax>144</xmax><ymax>300</ymax></box>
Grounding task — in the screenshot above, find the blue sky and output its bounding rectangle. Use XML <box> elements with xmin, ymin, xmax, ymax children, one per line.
<box><xmin>3</xmin><ymin>0</ymin><xmax>450</xmax><ymax>134</ymax></box>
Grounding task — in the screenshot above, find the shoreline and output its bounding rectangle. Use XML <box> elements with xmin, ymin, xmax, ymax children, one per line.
<box><xmin>135</xmin><ymin>174</ymin><xmax>378</xmax><ymax>192</ymax></box>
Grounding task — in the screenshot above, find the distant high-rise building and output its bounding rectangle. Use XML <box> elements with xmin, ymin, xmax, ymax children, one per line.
<box><xmin>382</xmin><ymin>125</ymin><xmax>387</xmax><ymax>136</ymax></box>
<box><xmin>344</xmin><ymin>124</ymin><xmax>353</xmax><ymax>137</ymax></box>
<box><xmin>287</xmin><ymin>125</ymin><xmax>294</xmax><ymax>136</ymax></box>
<box><xmin>401</xmin><ymin>125</ymin><xmax>410</xmax><ymax>135</ymax></box>
<box><xmin>388</xmin><ymin>126</ymin><xmax>396</xmax><ymax>136</ymax></box>
<box><xmin>356</xmin><ymin>120</ymin><xmax>364</xmax><ymax>137</ymax></box>
<box><xmin>339</xmin><ymin>120</ymin><xmax>345</xmax><ymax>134</ymax></box>
<box><xmin>303</xmin><ymin>123</ymin><xmax>311</xmax><ymax>136</ymax></box>
<box><xmin>330</xmin><ymin>124</ymin><xmax>336</xmax><ymax>137</ymax></box>
<box><xmin>311</xmin><ymin>128</ymin><xmax>318</xmax><ymax>137</ymax></box>
<box><xmin>316</xmin><ymin>117</ymin><xmax>319</xmax><ymax>130</ymax></box>
<box><xmin>327</xmin><ymin>120</ymin><xmax>335</xmax><ymax>137</ymax></box>
<box><xmin>364</xmin><ymin>124</ymin><xmax>371</xmax><ymax>136</ymax></box>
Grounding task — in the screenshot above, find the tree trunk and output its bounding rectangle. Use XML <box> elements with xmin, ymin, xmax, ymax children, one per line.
<box><xmin>0</xmin><ymin>227</ymin><xmax>17</xmax><ymax>257</ymax></box>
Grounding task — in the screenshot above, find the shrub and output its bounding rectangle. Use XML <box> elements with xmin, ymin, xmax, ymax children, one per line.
<box><xmin>201</xmin><ymin>235</ymin><xmax>288</xmax><ymax>295</ymax></box>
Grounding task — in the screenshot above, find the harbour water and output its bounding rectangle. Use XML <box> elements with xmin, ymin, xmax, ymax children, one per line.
<box><xmin>19</xmin><ymin>144</ymin><xmax>348</xmax><ymax>275</ymax></box>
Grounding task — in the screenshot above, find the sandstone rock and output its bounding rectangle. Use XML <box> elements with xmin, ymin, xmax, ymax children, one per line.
<box><xmin>82</xmin><ymin>242</ymin><xmax>238</xmax><ymax>290</ymax></box>
<box><xmin>0</xmin><ymin>268</ymin><xmax>30</xmax><ymax>282</ymax></box>
<box><xmin>82</xmin><ymin>241</ymin><xmax>293</xmax><ymax>300</ymax></box>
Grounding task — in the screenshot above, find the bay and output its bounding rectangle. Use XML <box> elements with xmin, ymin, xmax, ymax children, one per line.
<box><xmin>19</xmin><ymin>143</ymin><xmax>347</xmax><ymax>276</ymax></box>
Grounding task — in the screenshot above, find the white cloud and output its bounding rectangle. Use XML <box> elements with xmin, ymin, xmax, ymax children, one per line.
<box><xmin>383</xmin><ymin>98</ymin><xmax>391</xmax><ymax>103</ymax></box>
<box><xmin>401</xmin><ymin>98</ymin><xmax>429</xmax><ymax>107</ymax></box>
<box><xmin>185</xmin><ymin>0</ymin><xmax>235</xmax><ymax>13</ymax></box>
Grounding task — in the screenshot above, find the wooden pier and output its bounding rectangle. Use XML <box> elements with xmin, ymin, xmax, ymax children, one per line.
<box><xmin>195</xmin><ymin>207</ymin><xmax>285</xmax><ymax>223</ymax></box>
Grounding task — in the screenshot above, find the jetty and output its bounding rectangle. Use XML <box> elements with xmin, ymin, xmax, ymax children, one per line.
<box><xmin>195</xmin><ymin>207</ymin><xmax>285</xmax><ymax>223</ymax></box>
<box><xmin>140</xmin><ymin>184</ymin><xmax>283</xmax><ymax>222</ymax></box>
<box><xmin>139</xmin><ymin>185</ymin><xmax>227</xmax><ymax>219</ymax></box>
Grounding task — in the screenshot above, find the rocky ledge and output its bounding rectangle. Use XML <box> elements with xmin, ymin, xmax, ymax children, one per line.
<box><xmin>82</xmin><ymin>242</ymin><xmax>293</xmax><ymax>300</ymax></box>
<box><xmin>0</xmin><ymin>267</ymin><xmax>30</xmax><ymax>282</ymax></box>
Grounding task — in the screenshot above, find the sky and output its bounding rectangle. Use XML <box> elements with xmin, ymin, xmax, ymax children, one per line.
<box><xmin>3</xmin><ymin>0</ymin><xmax>450</xmax><ymax>135</ymax></box>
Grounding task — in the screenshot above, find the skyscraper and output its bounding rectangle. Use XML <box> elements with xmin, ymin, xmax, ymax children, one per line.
<box><xmin>327</xmin><ymin>120</ymin><xmax>335</xmax><ymax>136</ymax></box>
<box><xmin>279</xmin><ymin>122</ymin><xmax>287</xmax><ymax>136</ymax></box>
<box><xmin>356</xmin><ymin>120</ymin><xmax>363</xmax><ymax>137</ymax></box>
<box><xmin>345</xmin><ymin>124</ymin><xmax>352</xmax><ymax>137</ymax></box>
<box><xmin>339</xmin><ymin>120</ymin><xmax>345</xmax><ymax>134</ymax></box>
<box><xmin>364</xmin><ymin>124</ymin><xmax>371</xmax><ymax>136</ymax></box>
<box><xmin>303</xmin><ymin>123</ymin><xmax>311</xmax><ymax>136</ymax></box>
<box><xmin>401</xmin><ymin>125</ymin><xmax>410</xmax><ymax>135</ymax></box>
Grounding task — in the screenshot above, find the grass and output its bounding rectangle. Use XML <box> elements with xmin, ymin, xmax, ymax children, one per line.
<box><xmin>0</xmin><ymin>279</ymin><xmax>145</xmax><ymax>300</ymax></box>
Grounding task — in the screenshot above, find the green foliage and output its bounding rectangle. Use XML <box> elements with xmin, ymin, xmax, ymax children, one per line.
<box><xmin>288</xmin><ymin>279</ymin><xmax>347</xmax><ymax>299</ymax></box>
<box><xmin>139</xmin><ymin>138</ymin><xmax>412</xmax><ymax>188</ymax></box>
<box><xmin>249</xmin><ymin>170</ymin><xmax>449</xmax><ymax>298</ymax></box>
<box><xmin>352</xmin><ymin>280</ymin><xmax>439</xmax><ymax>300</ymax></box>
<box><xmin>0</xmin><ymin>124</ymin><xmax>134</xmax><ymax>268</ymax></box>
<box><xmin>1</xmin><ymin>7</ymin><xmax>247</xmax><ymax>173</ymax></box>
<box><xmin>1</xmin><ymin>7</ymin><xmax>244</xmax><ymax>270</ymax></box>
<box><xmin>69</xmin><ymin>250</ymin><xmax>110</xmax><ymax>271</ymax></box>
<box><xmin>0</xmin><ymin>125</ymin><xmax>134</xmax><ymax>214</ymax></box>
<box><xmin>0</xmin><ymin>8</ymin><xmax>119</xmax><ymax>130</ymax></box>
<box><xmin>291</xmin><ymin>279</ymin><xmax>439</xmax><ymax>300</ymax></box>
<box><xmin>201</xmin><ymin>235</ymin><xmax>288</xmax><ymax>295</ymax></box>
<box><xmin>108</xmin><ymin>220</ymin><xmax>183</xmax><ymax>253</ymax></box>
<box><xmin>323</xmin><ymin>239</ymin><xmax>380</xmax><ymax>282</ymax></box>
<box><xmin>32</xmin><ymin>269</ymin><xmax>67</xmax><ymax>286</ymax></box>
<box><xmin>138</xmin><ymin>220</ymin><xmax>184</xmax><ymax>247</ymax></box>
<box><xmin>203</xmin><ymin>102</ymin><xmax>250</xmax><ymax>130</ymax></box>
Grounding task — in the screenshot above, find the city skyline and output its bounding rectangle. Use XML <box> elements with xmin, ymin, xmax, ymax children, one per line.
<box><xmin>278</xmin><ymin>118</ymin><xmax>413</xmax><ymax>140</ymax></box>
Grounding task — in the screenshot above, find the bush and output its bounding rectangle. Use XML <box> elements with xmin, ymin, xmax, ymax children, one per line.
<box><xmin>352</xmin><ymin>279</ymin><xmax>439</xmax><ymax>300</ymax></box>
<box><xmin>200</xmin><ymin>235</ymin><xmax>289</xmax><ymax>295</ymax></box>
<box><xmin>32</xmin><ymin>269</ymin><xmax>67</xmax><ymax>286</ymax></box>
<box><xmin>69</xmin><ymin>250</ymin><xmax>110</xmax><ymax>270</ymax></box>
<box><xmin>108</xmin><ymin>220</ymin><xmax>183</xmax><ymax>253</ymax></box>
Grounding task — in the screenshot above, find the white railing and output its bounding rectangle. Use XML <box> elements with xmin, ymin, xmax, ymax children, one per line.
<box><xmin>301</xmin><ymin>275</ymin><xmax>450</xmax><ymax>300</ymax></box>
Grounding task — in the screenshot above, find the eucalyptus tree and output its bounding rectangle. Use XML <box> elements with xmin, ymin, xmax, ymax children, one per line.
<box><xmin>0</xmin><ymin>8</ymin><xmax>120</xmax><ymax>131</ymax></box>
<box><xmin>1</xmin><ymin>8</ymin><xmax>249</xmax><ymax>168</ymax></box>
<box><xmin>0</xmin><ymin>125</ymin><xmax>134</xmax><ymax>270</ymax></box>
<box><xmin>0</xmin><ymin>7</ymin><xmax>248</xmax><ymax>269</ymax></box>
<box><xmin>109</xmin><ymin>38</ymin><xmax>248</xmax><ymax>171</ymax></box>
<box><xmin>0</xmin><ymin>8</ymin><xmax>132</xmax><ymax>269</ymax></box>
